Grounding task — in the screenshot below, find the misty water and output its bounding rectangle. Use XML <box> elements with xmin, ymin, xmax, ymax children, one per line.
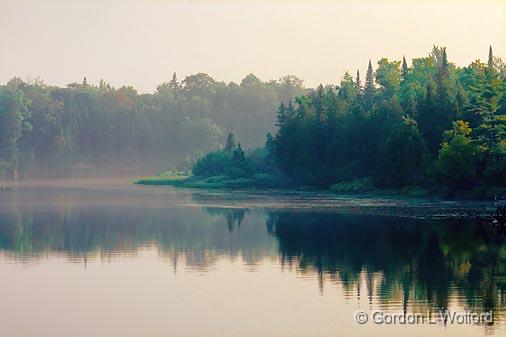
<box><xmin>0</xmin><ymin>178</ymin><xmax>505</xmax><ymax>337</ymax></box>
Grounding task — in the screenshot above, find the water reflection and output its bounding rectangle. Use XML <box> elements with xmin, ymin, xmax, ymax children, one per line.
<box><xmin>0</xmin><ymin>207</ymin><xmax>275</xmax><ymax>267</ymax></box>
<box><xmin>0</xmin><ymin>204</ymin><xmax>505</xmax><ymax>331</ymax></box>
<box><xmin>267</xmin><ymin>212</ymin><xmax>506</xmax><ymax>321</ymax></box>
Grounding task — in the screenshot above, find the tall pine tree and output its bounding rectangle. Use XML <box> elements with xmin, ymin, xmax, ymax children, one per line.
<box><xmin>402</xmin><ymin>56</ymin><xmax>409</xmax><ymax>82</ymax></box>
<box><xmin>488</xmin><ymin>45</ymin><xmax>495</xmax><ymax>69</ymax></box>
<box><xmin>364</xmin><ymin>60</ymin><xmax>375</xmax><ymax>111</ymax></box>
<box><xmin>225</xmin><ymin>132</ymin><xmax>236</xmax><ymax>152</ymax></box>
<box><xmin>169</xmin><ymin>72</ymin><xmax>180</xmax><ymax>91</ymax></box>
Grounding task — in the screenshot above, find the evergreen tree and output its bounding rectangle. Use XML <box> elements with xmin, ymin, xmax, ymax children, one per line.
<box><xmin>418</xmin><ymin>81</ymin><xmax>441</xmax><ymax>154</ymax></box>
<box><xmin>264</xmin><ymin>132</ymin><xmax>276</xmax><ymax>164</ymax></box>
<box><xmin>225</xmin><ymin>132</ymin><xmax>236</xmax><ymax>152</ymax></box>
<box><xmin>338</xmin><ymin>72</ymin><xmax>358</xmax><ymax>102</ymax></box>
<box><xmin>402</xmin><ymin>56</ymin><xmax>408</xmax><ymax>82</ymax></box>
<box><xmin>276</xmin><ymin>102</ymin><xmax>287</xmax><ymax>127</ymax></box>
<box><xmin>441</xmin><ymin>48</ymin><xmax>449</xmax><ymax>76</ymax></box>
<box><xmin>488</xmin><ymin>45</ymin><xmax>495</xmax><ymax>69</ymax></box>
<box><xmin>232</xmin><ymin>143</ymin><xmax>245</xmax><ymax>161</ymax></box>
<box><xmin>0</xmin><ymin>47</ymin><xmax>504</xmax><ymax>194</ymax></box>
<box><xmin>313</xmin><ymin>84</ymin><xmax>325</xmax><ymax>115</ymax></box>
<box><xmin>470</xmin><ymin>56</ymin><xmax>503</xmax><ymax>149</ymax></box>
<box><xmin>287</xmin><ymin>101</ymin><xmax>296</xmax><ymax>120</ymax></box>
<box><xmin>427</xmin><ymin>46</ymin><xmax>454</xmax><ymax>153</ymax></box>
<box><xmin>364</xmin><ymin>60</ymin><xmax>375</xmax><ymax>111</ymax></box>
<box><xmin>169</xmin><ymin>72</ymin><xmax>179</xmax><ymax>91</ymax></box>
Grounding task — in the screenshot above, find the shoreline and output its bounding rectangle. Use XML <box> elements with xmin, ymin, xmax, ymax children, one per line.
<box><xmin>134</xmin><ymin>175</ymin><xmax>505</xmax><ymax>203</ymax></box>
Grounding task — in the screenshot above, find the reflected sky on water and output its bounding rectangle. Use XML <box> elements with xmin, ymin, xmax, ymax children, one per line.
<box><xmin>0</xmin><ymin>178</ymin><xmax>504</xmax><ymax>337</ymax></box>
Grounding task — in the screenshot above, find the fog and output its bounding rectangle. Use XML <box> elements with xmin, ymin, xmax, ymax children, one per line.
<box><xmin>1</xmin><ymin>0</ymin><xmax>504</xmax><ymax>92</ymax></box>
<box><xmin>0</xmin><ymin>0</ymin><xmax>505</xmax><ymax>180</ymax></box>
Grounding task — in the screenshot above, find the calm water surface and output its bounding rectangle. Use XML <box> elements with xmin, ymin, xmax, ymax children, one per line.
<box><xmin>0</xmin><ymin>178</ymin><xmax>504</xmax><ymax>337</ymax></box>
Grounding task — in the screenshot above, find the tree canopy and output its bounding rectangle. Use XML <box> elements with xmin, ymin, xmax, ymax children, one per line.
<box><xmin>0</xmin><ymin>74</ymin><xmax>306</xmax><ymax>176</ymax></box>
<box><xmin>269</xmin><ymin>46</ymin><xmax>505</xmax><ymax>195</ymax></box>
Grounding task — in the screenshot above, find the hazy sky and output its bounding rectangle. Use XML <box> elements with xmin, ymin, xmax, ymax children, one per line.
<box><xmin>1</xmin><ymin>0</ymin><xmax>505</xmax><ymax>92</ymax></box>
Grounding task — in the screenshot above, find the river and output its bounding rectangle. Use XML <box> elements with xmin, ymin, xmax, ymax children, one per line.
<box><xmin>0</xmin><ymin>178</ymin><xmax>504</xmax><ymax>337</ymax></box>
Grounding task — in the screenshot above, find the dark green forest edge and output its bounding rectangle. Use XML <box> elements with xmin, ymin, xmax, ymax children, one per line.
<box><xmin>138</xmin><ymin>47</ymin><xmax>506</xmax><ymax>199</ymax></box>
<box><xmin>0</xmin><ymin>72</ymin><xmax>305</xmax><ymax>175</ymax></box>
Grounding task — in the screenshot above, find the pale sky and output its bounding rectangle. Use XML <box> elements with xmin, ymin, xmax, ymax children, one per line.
<box><xmin>0</xmin><ymin>0</ymin><xmax>505</xmax><ymax>92</ymax></box>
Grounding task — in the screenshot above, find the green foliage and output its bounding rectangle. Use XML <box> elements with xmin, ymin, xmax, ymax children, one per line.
<box><xmin>400</xmin><ymin>186</ymin><xmax>429</xmax><ymax>198</ymax></box>
<box><xmin>135</xmin><ymin>172</ymin><xmax>188</xmax><ymax>186</ymax></box>
<box><xmin>192</xmin><ymin>135</ymin><xmax>275</xmax><ymax>181</ymax></box>
<box><xmin>374</xmin><ymin>116</ymin><xmax>428</xmax><ymax>187</ymax></box>
<box><xmin>271</xmin><ymin>46</ymin><xmax>505</xmax><ymax>195</ymax></box>
<box><xmin>0</xmin><ymin>73</ymin><xmax>306</xmax><ymax>177</ymax></box>
<box><xmin>0</xmin><ymin>83</ymin><xmax>31</xmax><ymax>177</ymax></box>
<box><xmin>224</xmin><ymin>133</ymin><xmax>236</xmax><ymax>152</ymax></box>
<box><xmin>232</xmin><ymin>143</ymin><xmax>246</xmax><ymax>162</ymax></box>
<box><xmin>484</xmin><ymin>139</ymin><xmax>506</xmax><ymax>186</ymax></box>
<box><xmin>364</xmin><ymin>60</ymin><xmax>375</xmax><ymax>110</ymax></box>
<box><xmin>375</xmin><ymin>58</ymin><xmax>401</xmax><ymax>99</ymax></box>
<box><xmin>330</xmin><ymin>178</ymin><xmax>373</xmax><ymax>193</ymax></box>
<box><xmin>143</xmin><ymin>134</ymin><xmax>289</xmax><ymax>189</ymax></box>
<box><xmin>2</xmin><ymin>46</ymin><xmax>505</xmax><ymax>196</ymax></box>
<box><xmin>192</xmin><ymin>151</ymin><xmax>233</xmax><ymax>177</ymax></box>
<box><xmin>436</xmin><ymin>121</ymin><xmax>485</xmax><ymax>190</ymax></box>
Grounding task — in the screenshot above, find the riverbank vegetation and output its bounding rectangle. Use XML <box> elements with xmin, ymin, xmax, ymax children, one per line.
<box><xmin>136</xmin><ymin>133</ymin><xmax>288</xmax><ymax>189</ymax></box>
<box><xmin>139</xmin><ymin>46</ymin><xmax>506</xmax><ymax>198</ymax></box>
<box><xmin>0</xmin><ymin>73</ymin><xmax>305</xmax><ymax>177</ymax></box>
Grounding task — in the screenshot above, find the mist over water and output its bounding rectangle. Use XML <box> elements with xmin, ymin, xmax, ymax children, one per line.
<box><xmin>0</xmin><ymin>1</ymin><xmax>505</xmax><ymax>336</ymax></box>
<box><xmin>0</xmin><ymin>178</ymin><xmax>504</xmax><ymax>337</ymax></box>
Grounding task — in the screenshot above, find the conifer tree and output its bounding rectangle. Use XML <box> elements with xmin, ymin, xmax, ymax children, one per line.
<box><xmin>169</xmin><ymin>72</ymin><xmax>179</xmax><ymax>91</ymax></box>
<box><xmin>442</xmin><ymin>48</ymin><xmax>449</xmax><ymax>74</ymax></box>
<box><xmin>225</xmin><ymin>132</ymin><xmax>236</xmax><ymax>152</ymax></box>
<box><xmin>313</xmin><ymin>84</ymin><xmax>327</xmax><ymax>128</ymax></box>
<box><xmin>473</xmin><ymin>47</ymin><xmax>503</xmax><ymax>149</ymax></box>
<box><xmin>364</xmin><ymin>60</ymin><xmax>375</xmax><ymax>110</ymax></box>
<box><xmin>488</xmin><ymin>45</ymin><xmax>495</xmax><ymax>69</ymax></box>
<box><xmin>287</xmin><ymin>101</ymin><xmax>295</xmax><ymax>119</ymax></box>
<box><xmin>401</xmin><ymin>56</ymin><xmax>408</xmax><ymax>82</ymax></box>
<box><xmin>265</xmin><ymin>132</ymin><xmax>276</xmax><ymax>164</ymax></box>
<box><xmin>276</xmin><ymin>102</ymin><xmax>287</xmax><ymax>127</ymax></box>
<box><xmin>431</xmin><ymin>46</ymin><xmax>452</xmax><ymax>140</ymax></box>
<box><xmin>232</xmin><ymin>143</ymin><xmax>245</xmax><ymax>161</ymax></box>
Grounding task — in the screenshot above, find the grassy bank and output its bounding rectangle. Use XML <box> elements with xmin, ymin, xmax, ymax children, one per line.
<box><xmin>135</xmin><ymin>174</ymin><xmax>506</xmax><ymax>201</ymax></box>
<box><xmin>135</xmin><ymin>172</ymin><xmax>289</xmax><ymax>189</ymax></box>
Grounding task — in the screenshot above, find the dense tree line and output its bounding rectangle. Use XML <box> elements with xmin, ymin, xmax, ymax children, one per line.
<box><xmin>272</xmin><ymin>46</ymin><xmax>505</xmax><ymax>195</ymax></box>
<box><xmin>0</xmin><ymin>73</ymin><xmax>305</xmax><ymax>177</ymax></box>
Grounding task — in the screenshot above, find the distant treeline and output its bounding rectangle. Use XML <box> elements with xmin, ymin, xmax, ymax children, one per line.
<box><xmin>0</xmin><ymin>73</ymin><xmax>305</xmax><ymax>176</ymax></box>
<box><xmin>191</xmin><ymin>46</ymin><xmax>506</xmax><ymax>196</ymax></box>
<box><xmin>272</xmin><ymin>46</ymin><xmax>505</xmax><ymax>195</ymax></box>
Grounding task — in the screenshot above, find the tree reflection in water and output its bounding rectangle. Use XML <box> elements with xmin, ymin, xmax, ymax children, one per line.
<box><xmin>268</xmin><ymin>211</ymin><xmax>506</xmax><ymax>323</ymax></box>
<box><xmin>0</xmin><ymin>207</ymin><xmax>504</xmax><ymax>324</ymax></box>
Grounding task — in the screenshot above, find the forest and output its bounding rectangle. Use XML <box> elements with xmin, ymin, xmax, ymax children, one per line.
<box><xmin>0</xmin><ymin>72</ymin><xmax>305</xmax><ymax>176</ymax></box>
<box><xmin>2</xmin><ymin>46</ymin><xmax>505</xmax><ymax>197</ymax></box>
<box><xmin>177</xmin><ymin>46</ymin><xmax>506</xmax><ymax>197</ymax></box>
